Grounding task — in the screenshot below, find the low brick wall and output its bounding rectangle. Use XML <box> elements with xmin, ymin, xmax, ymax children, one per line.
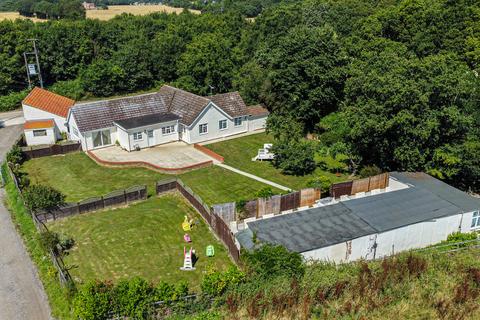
<box><xmin>193</xmin><ymin>144</ymin><xmax>224</xmax><ymax>162</ymax></box>
<box><xmin>87</xmin><ymin>151</ymin><xmax>213</xmax><ymax>174</ymax></box>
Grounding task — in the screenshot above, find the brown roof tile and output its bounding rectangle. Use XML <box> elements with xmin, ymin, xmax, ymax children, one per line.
<box><xmin>24</xmin><ymin>119</ymin><xmax>55</xmax><ymax>130</ymax></box>
<box><xmin>23</xmin><ymin>87</ymin><xmax>75</xmax><ymax>118</ymax></box>
<box><xmin>247</xmin><ymin>105</ymin><xmax>270</xmax><ymax>117</ymax></box>
<box><xmin>210</xmin><ymin>92</ymin><xmax>248</xmax><ymax>118</ymax></box>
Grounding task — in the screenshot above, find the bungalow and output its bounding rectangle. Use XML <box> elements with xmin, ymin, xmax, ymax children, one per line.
<box><xmin>236</xmin><ymin>172</ymin><xmax>480</xmax><ymax>263</ymax></box>
<box><xmin>66</xmin><ymin>85</ymin><xmax>268</xmax><ymax>151</ymax></box>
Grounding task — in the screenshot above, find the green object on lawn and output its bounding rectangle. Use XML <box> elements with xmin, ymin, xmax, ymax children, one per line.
<box><xmin>206</xmin><ymin>245</ymin><xmax>215</xmax><ymax>257</ymax></box>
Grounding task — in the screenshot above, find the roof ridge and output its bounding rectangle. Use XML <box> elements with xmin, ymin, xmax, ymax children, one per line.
<box><xmin>73</xmin><ymin>92</ymin><xmax>160</xmax><ymax>107</ymax></box>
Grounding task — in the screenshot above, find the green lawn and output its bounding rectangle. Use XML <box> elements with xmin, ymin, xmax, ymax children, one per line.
<box><xmin>178</xmin><ymin>165</ymin><xmax>282</xmax><ymax>205</ymax></box>
<box><xmin>205</xmin><ymin>132</ymin><xmax>350</xmax><ymax>190</ymax></box>
<box><xmin>22</xmin><ymin>152</ymin><xmax>280</xmax><ymax>205</ymax></box>
<box><xmin>48</xmin><ymin>193</ymin><xmax>231</xmax><ymax>289</ymax></box>
<box><xmin>22</xmin><ymin>152</ymin><xmax>167</xmax><ymax>202</ymax></box>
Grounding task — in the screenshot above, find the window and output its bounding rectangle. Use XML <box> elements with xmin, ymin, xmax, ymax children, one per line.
<box><xmin>147</xmin><ymin>130</ymin><xmax>154</xmax><ymax>138</ymax></box>
<box><xmin>162</xmin><ymin>125</ymin><xmax>175</xmax><ymax>135</ymax></box>
<box><xmin>93</xmin><ymin>129</ymin><xmax>111</xmax><ymax>147</ymax></box>
<box><xmin>199</xmin><ymin>123</ymin><xmax>208</xmax><ymax>134</ymax></box>
<box><xmin>33</xmin><ymin>129</ymin><xmax>47</xmax><ymax>136</ymax></box>
<box><xmin>471</xmin><ymin>211</ymin><xmax>480</xmax><ymax>229</ymax></box>
<box><xmin>133</xmin><ymin>132</ymin><xmax>143</xmax><ymax>141</ymax></box>
<box><xmin>72</xmin><ymin>127</ymin><xmax>79</xmax><ymax>137</ymax></box>
<box><xmin>234</xmin><ymin>117</ymin><xmax>243</xmax><ymax>126</ymax></box>
<box><xmin>219</xmin><ymin>119</ymin><xmax>227</xmax><ymax>130</ymax></box>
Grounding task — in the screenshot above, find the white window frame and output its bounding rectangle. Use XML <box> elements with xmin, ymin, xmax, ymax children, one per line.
<box><xmin>161</xmin><ymin>125</ymin><xmax>175</xmax><ymax>135</ymax></box>
<box><xmin>471</xmin><ymin>211</ymin><xmax>480</xmax><ymax>229</ymax></box>
<box><xmin>147</xmin><ymin>130</ymin><xmax>154</xmax><ymax>138</ymax></box>
<box><xmin>33</xmin><ymin>129</ymin><xmax>47</xmax><ymax>136</ymax></box>
<box><xmin>133</xmin><ymin>132</ymin><xmax>143</xmax><ymax>141</ymax></box>
<box><xmin>199</xmin><ymin>123</ymin><xmax>208</xmax><ymax>135</ymax></box>
<box><xmin>219</xmin><ymin>119</ymin><xmax>227</xmax><ymax>130</ymax></box>
<box><xmin>72</xmin><ymin>126</ymin><xmax>79</xmax><ymax>137</ymax></box>
<box><xmin>234</xmin><ymin>117</ymin><xmax>243</xmax><ymax>127</ymax></box>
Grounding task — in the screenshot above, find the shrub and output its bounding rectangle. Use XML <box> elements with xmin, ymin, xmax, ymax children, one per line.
<box><xmin>6</xmin><ymin>145</ymin><xmax>25</xmax><ymax>165</ymax></box>
<box><xmin>201</xmin><ymin>265</ymin><xmax>245</xmax><ymax>296</ymax></box>
<box><xmin>242</xmin><ymin>244</ymin><xmax>305</xmax><ymax>279</ymax></box>
<box><xmin>359</xmin><ymin>165</ymin><xmax>382</xmax><ymax>178</ymax></box>
<box><xmin>271</xmin><ymin>140</ymin><xmax>316</xmax><ymax>176</ymax></box>
<box><xmin>307</xmin><ymin>175</ymin><xmax>332</xmax><ymax>193</ymax></box>
<box><xmin>23</xmin><ymin>184</ymin><xmax>65</xmax><ymax>212</ymax></box>
<box><xmin>49</xmin><ymin>79</ymin><xmax>85</xmax><ymax>100</ymax></box>
<box><xmin>113</xmin><ymin>277</ymin><xmax>155</xmax><ymax>319</ymax></box>
<box><xmin>0</xmin><ymin>90</ymin><xmax>28</xmax><ymax>112</ymax></box>
<box><xmin>236</xmin><ymin>199</ymin><xmax>248</xmax><ymax>220</ymax></box>
<box><xmin>74</xmin><ymin>280</ymin><xmax>114</xmax><ymax>320</ymax></box>
<box><xmin>38</xmin><ymin>230</ymin><xmax>75</xmax><ymax>256</ymax></box>
<box><xmin>254</xmin><ymin>187</ymin><xmax>274</xmax><ymax>199</ymax></box>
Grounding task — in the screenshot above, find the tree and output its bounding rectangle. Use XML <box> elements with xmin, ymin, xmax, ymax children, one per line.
<box><xmin>271</xmin><ymin>140</ymin><xmax>316</xmax><ymax>176</ymax></box>
<box><xmin>80</xmin><ymin>59</ymin><xmax>125</xmax><ymax>97</ymax></box>
<box><xmin>23</xmin><ymin>185</ymin><xmax>65</xmax><ymax>213</ymax></box>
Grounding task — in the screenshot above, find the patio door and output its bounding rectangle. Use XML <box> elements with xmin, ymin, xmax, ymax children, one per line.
<box><xmin>92</xmin><ymin>129</ymin><xmax>111</xmax><ymax>148</ymax></box>
<box><xmin>147</xmin><ymin>130</ymin><xmax>155</xmax><ymax>147</ymax></box>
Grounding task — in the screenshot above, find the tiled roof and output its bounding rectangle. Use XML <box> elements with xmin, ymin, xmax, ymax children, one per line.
<box><xmin>71</xmin><ymin>93</ymin><xmax>169</xmax><ymax>133</ymax></box>
<box><xmin>23</xmin><ymin>87</ymin><xmax>75</xmax><ymax>118</ymax></box>
<box><xmin>210</xmin><ymin>92</ymin><xmax>248</xmax><ymax>119</ymax></box>
<box><xmin>247</xmin><ymin>105</ymin><xmax>270</xmax><ymax>117</ymax></box>
<box><xmin>71</xmin><ymin>85</ymin><xmax>249</xmax><ymax>133</ymax></box>
<box><xmin>114</xmin><ymin>113</ymin><xmax>180</xmax><ymax>130</ymax></box>
<box><xmin>24</xmin><ymin>119</ymin><xmax>55</xmax><ymax>130</ymax></box>
<box><xmin>158</xmin><ymin>85</ymin><xmax>210</xmax><ymax>126</ymax></box>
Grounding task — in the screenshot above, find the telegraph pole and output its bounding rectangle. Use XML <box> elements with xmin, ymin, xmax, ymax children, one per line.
<box><xmin>23</xmin><ymin>38</ymin><xmax>43</xmax><ymax>89</ymax></box>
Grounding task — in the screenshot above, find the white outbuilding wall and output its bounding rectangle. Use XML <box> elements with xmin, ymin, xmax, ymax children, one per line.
<box><xmin>22</xmin><ymin>104</ymin><xmax>66</xmax><ymax>136</ymax></box>
<box><xmin>248</xmin><ymin>115</ymin><xmax>267</xmax><ymax>131</ymax></box>
<box><xmin>24</xmin><ymin>127</ymin><xmax>57</xmax><ymax>146</ymax></box>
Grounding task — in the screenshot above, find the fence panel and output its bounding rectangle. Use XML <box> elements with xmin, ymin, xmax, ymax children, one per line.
<box><xmin>330</xmin><ymin>181</ymin><xmax>353</xmax><ymax>198</ymax></box>
<box><xmin>280</xmin><ymin>191</ymin><xmax>300</xmax><ymax>211</ymax></box>
<box><xmin>213</xmin><ymin>202</ymin><xmax>235</xmax><ymax>225</ymax></box>
<box><xmin>368</xmin><ymin>173</ymin><xmax>389</xmax><ymax>190</ymax></box>
<box><xmin>78</xmin><ymin>197</ymin><xmax>104</xmax><ymax>214</ymax></box>
<box><xmin>22</xmin><ymin>142</ymin><xmax>82</xmax><ymax>159</ymax></box>
<box><xmin>244</xmin><ymin>200</ymin><xmax>258</xmax><ymax>219</ymax></box>
<box><xmin>156</xmin><ymin>179</ymin><xmax>177</xmax><ymax>194</ymax></box>
<box><xmin>351</xmin><ymin>177</ymin><xmax>370</xmax><ymax>194</ymax></box>
<box><xmin>103</xmin><ymin>190</ymin><xmax>127</xmax><ymax>207</ymax></box>
<box><xmin>300</xmin><ymin>188</ymin><xmax>318</xmax><ymax>207</ymax></box>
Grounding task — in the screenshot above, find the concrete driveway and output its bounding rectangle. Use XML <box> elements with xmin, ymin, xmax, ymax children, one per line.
<box><xmin>0</xmin><ymin>110</ymin><xmax>24</xmax><ymax>128</ymax></box>
<box><xmin>0</xmin><ymin>124</ymin><xmax>52</xmax><ymax>320</ymax></box>
<box><xmin>91</xmin><ymin>141</ymin><xmax>216</xmax><ymax>169</ymax></box>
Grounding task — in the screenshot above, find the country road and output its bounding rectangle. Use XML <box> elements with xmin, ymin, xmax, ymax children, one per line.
<box><xmin>0</xmin><ymin>122</ymin><xmax>52</xmax><ymax>320</ymax></box>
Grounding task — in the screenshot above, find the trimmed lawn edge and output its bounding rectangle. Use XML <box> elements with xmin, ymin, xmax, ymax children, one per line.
<box><xmin>1</xmin><ymin>163</ymin><xmax>73</xmax><ymax>319</ymax></box>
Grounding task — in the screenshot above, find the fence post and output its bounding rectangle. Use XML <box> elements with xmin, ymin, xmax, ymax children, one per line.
<box><xmin>124</xmin><ymin>190</ymin><xmax>127</xmax><ymax>204</ymax></box>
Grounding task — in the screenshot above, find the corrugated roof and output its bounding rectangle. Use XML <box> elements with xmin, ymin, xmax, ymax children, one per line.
<box><xmin>114</xmin><ymin>113</ymin><xmax>180</xmax><ymax>130</ymax></box>
<box><xmin>23</xmin><ymin>119</ymin><xmax>55</xmax><ymax>130</ymax></box>
<box><xmin>247</xmin><ymin>105</ymin><xmax>270</xmax><ymax>117</ymax></box>
<box><xmin>23</xmin><ymin>87</ymin><xmax>75</xmax><ymax>118</ymax></box>
<box><xmin>238</xmin><ymin>173</ymin><xmax>480</xmax><ymax>252</ymax></box>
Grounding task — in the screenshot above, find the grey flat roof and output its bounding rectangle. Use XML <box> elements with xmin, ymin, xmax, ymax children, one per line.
<box><xmin>246</xmin><ymin>203</ymin><xmax>376</xmax><ymax>252</ymax></box>
<box><xmin>114</xmin><ymin>113</ymin><xmax>180</xmax><ymax>130</ymax></box>
<box><xmin>237</xmin><ymin>172</ymin><xmax>480</xmax><ymax>253</ymax></box>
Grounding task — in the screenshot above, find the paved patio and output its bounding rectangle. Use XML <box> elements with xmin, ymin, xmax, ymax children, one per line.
<box><xmin>90</xmin><ymin>142</ymin><xmax>216</xmax><ymax>170</ymax></box>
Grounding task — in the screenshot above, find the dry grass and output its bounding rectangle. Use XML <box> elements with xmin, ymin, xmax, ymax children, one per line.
<box><xmin>0</xmin><ymin>12</ymin><xmax>46</xmax><ymax>22</ymax></box>
<box><xmin>0</xmin><ymin>5</ymin><xmax>199</xmax><ymax>23</ymax></box>
<box><xmin>86</xmin><ymin>5</ymin><xmax>200</xmax><ymax>20</ymax></box>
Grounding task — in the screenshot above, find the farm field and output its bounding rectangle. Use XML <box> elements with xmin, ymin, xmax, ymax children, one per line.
<box><xmin>205</xmin><ymin>132</ymin><xmax>351</xmax><ymax>191</ymax></box>
<box><xmin>0</xmin><ymin>5</ymin><xmax>199</xmax><ymax>22</ymax></box>
<box><xmin>48</xmin><ymin>192</ymin><xmax>231</xmax><ymax>288</ymax></box>
<box><xmin>21</xmin><ymin>151</ymin><xmax>278</xmax><ymax>204</ymax></box>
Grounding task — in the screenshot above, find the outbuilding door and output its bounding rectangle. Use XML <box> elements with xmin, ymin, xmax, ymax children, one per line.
<box><xmin>147</xmin><ymin>130</ymin><xmax>154</xmax><ymax>147</ymax></box>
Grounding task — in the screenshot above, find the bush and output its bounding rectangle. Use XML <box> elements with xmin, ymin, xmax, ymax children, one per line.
<box><xmin>445</xmin><ymin>231</ymin><xmax>478</xmax><ymax>243</ymax></box>
<box><xmin>38</xmin><ymin>230</ymin><xmax>75</xmax><ymax>256</ymax></box>
<box><xmin>113</xmin><ymin>277</ymin><xmax>156</xmax><ymax>319</ymax></box>
<box><xmin>0</xmin><ymin>90</ymin><xmax>28</xmax><ymax>112</ymax></box>
<box><xmin>74</xmin><ymin>280</ymin><xmax>114</xmax><ymax>320</ymax></box>
<box><xmin>242</xmin><ymin>244</ymin><xmax>305</xmax><ymax>279</ymax></box>
<box><xmin>49</xmin><ymin>79</ymin><xmax>84</xmax><ymax>100</ymax></box>
<box><xmin>201</xmin><ymin>265</ymin><xmax>245</xmax><ymax>296</ymax></box>
<box><xmin>359</xmin><ymin>165</ymin><xmax>382</xmax><ymax>178</ymax></box>
<box><xmin>254</xmin><ymin>187</ymin><xmax>274</xmax><ymax>199</ymax></box>
<box><xmin>271</xmin><ymin>140</ymin><xmax>316</xmax><ymax>176</ymax></box>
<box><xmin>307</xmin><ymin>175</ymin><xmax>332</xmax><ymax>193</ymax></box>
<box><xmin>23</xmin><ymin>184</ymin><xmax>65</xmax><ymax>212</ymax></box>
<box><xmin>6</xmin><ymin>145</ymin><xmax>25</xmax><ymax>165</ymax></box>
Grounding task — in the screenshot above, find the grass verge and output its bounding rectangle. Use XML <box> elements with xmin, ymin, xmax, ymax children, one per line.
<box><xmin>1</xmin><ymin>163</ymin><xmax>72</xmax><ymax>319</ymax></box>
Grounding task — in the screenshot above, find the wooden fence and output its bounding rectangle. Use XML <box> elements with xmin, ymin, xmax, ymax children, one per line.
<box><xmin>21</xmin><ymin>141</ymin><xmax>82</xmax><ymax>159</ymax></box>
<box><xmin>330</xmin><ymin>173</ymin><xmax>389</xmax><ymax>198</ymax></box>
<box><xmin>5</xmin><ymin>163</ymin><xmax>74</xmax><ymax>288</ymax></box>
<box><xmin>155</xmin><ymin>178</ymin><xmax>240</xmax><ymax>262</ymax></box>
<box><xmin>35</xmin><ymin>185</ymin><xmax>147</xmax><ymax>223</ymax></box>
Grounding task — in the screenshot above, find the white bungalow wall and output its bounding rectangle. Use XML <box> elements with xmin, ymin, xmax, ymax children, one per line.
<box><xmin>121</xmin><ymin>120</ymin><xmax>179</xmax><ymax>151</ymax></box>
<box><xmin>186</xmin><ymin>103</ymin><xmax>248</xmax><ymax>144</ymax></box>
<box><xmin>249</xmin><ymin>115</ymin><xmax>267</xmax><ymax>131</ymax></box>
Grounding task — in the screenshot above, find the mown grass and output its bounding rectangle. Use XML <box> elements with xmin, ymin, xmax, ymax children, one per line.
<box><xmin>22</xmin><ymin>152</ymin><xmax>280</xmax><ymax>205</ymax></box>
<box><xmin>1</xmin><ymin>163</ymin><xmax>73</xmax><ymax>319</ymax></box>
<box><xmin>205</xmin><ymin>132</ymin><xmax>351</xmax><ymax>190</ymax></box>
<box><xmin>48</xmin><ymin>192</ymin><xmax>231</xmax><ymax>290</ymax></box>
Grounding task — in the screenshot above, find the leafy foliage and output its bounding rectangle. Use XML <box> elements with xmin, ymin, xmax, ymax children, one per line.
<box><xmin>307</xmin><ymin>175</ymin><xmax>332</xmax><ymax>193</ymax></box>
<box><xmin>254</xmin><ymin>187</ymin><xmax>274</xmax><ymax>199</ymax></box>
<box><xmin>23</xmin><ymin>184</ymin><xmax>65</xmax><ymax>212</ymax></box>
<box><xmin>201</xmin><ymin>265</ymin><xmax>245</xmax><ymax>296</ymax></box>
<box><xmin>6</xmin><ymin>145</ymin><xmax>25</xmax><ymax>165</ymax></box>
<box><xmin>271</xmin><ymin>140</ymin><xmax>316</xmax><ymax>176</ymax></box>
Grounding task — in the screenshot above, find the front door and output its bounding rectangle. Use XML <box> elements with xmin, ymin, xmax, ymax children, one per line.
<box><xmin>147</xmin><ymin>130</ymin><xmax>154</xmax><ymax>147</ymax></box>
